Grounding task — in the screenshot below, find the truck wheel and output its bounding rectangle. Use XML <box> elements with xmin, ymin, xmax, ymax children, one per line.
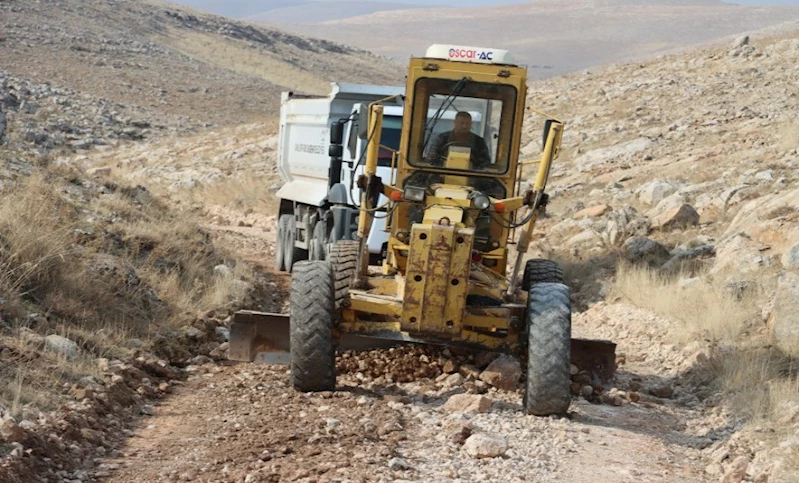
<box><xmin>328</xmin><ymin>240</ymin><xmax>359</xmax><ymax>311</ymax></box>
<box><xmin>524</xmin><ymin>282</ymin><xmax>572</xmax><ymax>416</ymax></box>
<box><xmin>522</xmin><ymin>259</ymin><xmax>563</xmax><ymax>290</ymax></box>
<box><xmin>290</xmin><ymin>260</ymin><xmax>336</xmax><ymax>392</ymax></box>
<box><xmin>275</xmin><ymin>214</ymin><xmax>291</xmax><ymax>272</ymax></box>
<box><xmin>284</xmin><ymin>216</ymin><xmax>307</xmax><ymax>273</ymax></box>
<box><xmin>309</xmin><ymin>220</ymin><xmax>328</xmax><ymax>261</ymax></box>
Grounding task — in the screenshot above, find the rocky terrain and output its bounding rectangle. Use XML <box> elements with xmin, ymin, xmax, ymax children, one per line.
<box><xmin>1</xmin><ymin>0</ymin><xmax>799</xmax><ymax>482</ymax></box>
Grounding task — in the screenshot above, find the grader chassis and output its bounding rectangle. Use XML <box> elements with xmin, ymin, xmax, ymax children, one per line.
<box><xmin>230</xmin><ymin>44</ymin><xmax>615</xmax><ymax>415</ymax></box>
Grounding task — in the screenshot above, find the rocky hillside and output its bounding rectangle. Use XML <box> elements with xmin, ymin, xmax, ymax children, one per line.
<box><xmin>1</xmin><ymin>0</ymin><xmax>799</xmax><ymax>481</ymax></box>
<box><xmin>0</xmin><ymin>0</ymin><xmax>404</xmax><ymax>131</ymax></box>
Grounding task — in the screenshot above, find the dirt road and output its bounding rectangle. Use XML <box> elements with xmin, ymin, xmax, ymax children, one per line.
<box><xmin>92</xmin><ymin>290</ymin><xmax>719</xmax><ymax>483</ymax></box>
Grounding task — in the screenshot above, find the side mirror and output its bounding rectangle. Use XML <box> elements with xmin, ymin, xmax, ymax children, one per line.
<box><xmin>357</xmin><ymin>104</ymin><xmax>369</xmax><ymax>139</ymax></box>
<box><xmin>330</xmin><ymin>121</ymin><xmax>344</xmax><ymax>145</ymax></box>
<box><xmin>542</xmin><ymin>119</ymin><xmax>555</xmax><ymax>151</ymax></box>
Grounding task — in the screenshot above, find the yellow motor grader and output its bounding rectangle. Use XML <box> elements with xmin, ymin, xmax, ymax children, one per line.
<box><xmin>230</xmin><ymin>44</ymin><xmax>615</xmax><ymax>415</ymax></box>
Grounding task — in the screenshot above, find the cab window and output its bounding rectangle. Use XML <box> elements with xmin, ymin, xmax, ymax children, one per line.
<box><xmin>408</xmin><ymin>78</ymin><xmax>517</xmax><ymax>174</ymax></box>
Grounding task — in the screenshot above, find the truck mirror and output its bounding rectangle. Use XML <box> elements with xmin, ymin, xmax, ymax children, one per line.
<box><xmin>357</xmin><ymin>104</ymin><xmax>369</xmax><ymax>139</ymax></box>
<box><xmin>328</xmin><ymin>144</ymin><xmax>343</xmax><ymax>158</ymax></box>
<box><xmin>330</xmin><ymin>121</ymin><xmax>344</xmax><ymax>145</ymax></box>
<box><xmin>542</xmin><ymin>119</ymin><xmax>554</xmax><ymax>151</ymax></box>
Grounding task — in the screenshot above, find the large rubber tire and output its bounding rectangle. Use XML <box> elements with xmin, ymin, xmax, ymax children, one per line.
<box><xmin>522</xmin><ymin>259</ymin><xmax>563</xmax><ymax>290</ymax></box>
<box><xmin>309</xmin><ymin>220</ymin><xmax>328</xmax><ymax>261</ymax></box>
<box><xmin>290</xmin><ymin>261</ymin><xmax>336</xmax><ymax>392</ymax></box>
<box><xmin>284</xmin><ymin>216</ymin><xmax>307</xmax><ymax>273</ymax></box>
<box><xmin>327</xmin><ymin>240</ymin><xmax>360</xmax><ymax>311</ymax></box>
<box><xmin>275</xmin><ymin>214</ymin><xmax>290</xmax><ymax>272</ymax></box>
<box><xmin>524</xmin><ymin>282</ymin><xmax>572</xmax><ymax>416</ymax></box>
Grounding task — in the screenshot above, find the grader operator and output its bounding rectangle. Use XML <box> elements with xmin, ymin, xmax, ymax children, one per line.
<box><xmin>230</xmin><ymin>44</ymin><xmax>615</xmax><ymax>416</ymax></box>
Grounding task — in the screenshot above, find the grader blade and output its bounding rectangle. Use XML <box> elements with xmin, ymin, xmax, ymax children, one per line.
<box><xmin>228</xmin><ymin>310</ymin><xmax>397</xmax><ymax>364</ymax></box>
<box><xmin>570</xmin><ymin>338</ymin><xmax>617</xmax><ymax>387</ymax></box>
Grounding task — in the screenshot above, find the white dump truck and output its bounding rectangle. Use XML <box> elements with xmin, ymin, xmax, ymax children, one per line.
<box><xmin>274</xmin><ymin>82</ymin><xmax>404</xmax><ymax>272</ymax></box>
<box><xmin>274</xmin><ymin>81</ymin><xmax>495</xmax><ymax>272</ymax></box>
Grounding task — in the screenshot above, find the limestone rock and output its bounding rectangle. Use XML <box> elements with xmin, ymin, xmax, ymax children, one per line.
<box><xmin>478</xmin><ymin>354</ymin><xmax>521</xmax><ymax>391</ymax></box>
<box><xmin>45</xmin><ymin>334</ymin><xmax>80</xmax><ymax>360</ymax></box>
<box><xmin>622</xmin><ymin>236</ymin><xmax>671</xmax><ymax>268</ymax></box>
<box><xmin>442</xmin><ymin>394</ymin><xmax>492</xmax><ymax>414</ymax></box>
<box><xmin>462</xmin><ymin>432</ymin><xmax>508</xmax><ymax>458</ymax></box>
<box><xmin>573</xmin><ymin>204</ymin><xmax>611</xmax><ymax>219</ymax></box>
<box><xmin>651</xmin><ymin>204</ymin><xmax>700</xmax><ymax>230</ymax></box>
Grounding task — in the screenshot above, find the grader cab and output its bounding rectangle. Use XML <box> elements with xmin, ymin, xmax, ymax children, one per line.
<box><xmin>230</xmin><ymin>45</ymin><xmax>615</xmax><ymax>416</ymax></box>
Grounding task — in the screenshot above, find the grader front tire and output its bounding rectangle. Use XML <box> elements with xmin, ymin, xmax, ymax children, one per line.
<box><xmin>289</xmin><ymin>261</ymin><xmax>336</xmax><ymax>392</ymax></box>
<box><xmin>524</xmin><ymin>282</ymin><xmax>572</xmax><ymax>416</ymax></box>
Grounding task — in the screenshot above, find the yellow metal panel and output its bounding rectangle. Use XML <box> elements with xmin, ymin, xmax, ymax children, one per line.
<box><xmin>401</xmin><ymin>224</ymin><xmax>473</xmax><ymax>336</ymax></box>
<box><xmin>349</xmin><ymin>294</ymin><xmax>403</xmax><ymax>318</ymax></box>
<box><xmin>422</xmin><ymin>205</ymin><xmax>464</xmax><ymax>226</ymax></box>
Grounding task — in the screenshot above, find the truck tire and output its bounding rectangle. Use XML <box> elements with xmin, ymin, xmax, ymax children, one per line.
<box><xmin>284</xmin><ymin>216</ymin><xmax>306</xmax><ymax>273</ymax></box>
<box><xmin>522</xmin><ymin>259</ymin><xmax>563</xmax><ymax>290</ymax></box>
<box><xmin>328</xmin><ymin>240</ymin><xmax>359</xmax><ymax>311</ymax></box>
<box><xmin>290</xmin><ymin>260</ymin><xmax>336</xmax><ymax>392</ymax></box>
<box><xmin>524</xmin><ymin>282</ymin><xmax>572</xmax><ymax>416</ymax></box>
<box><xmin>275</xmin><ymin>214</ymin><xmax>291</xmax><ymax>272</ymax></box>
<box><xmin>309</xmin><ymin>220</ymin><xmax>328</xmax><ymax>261</ymax></box>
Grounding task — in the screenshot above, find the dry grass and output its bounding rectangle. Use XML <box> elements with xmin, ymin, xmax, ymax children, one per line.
<box><xmin>613</xmin><ymin>260</ymin><xmax>799</xmax><ymax>439</ymax></box>
<box><xmin>186</xmin><ymin>174</ymin><xmax>281</xmax><ymax>215</ymax></box>
<box><xmin>613</xmin><ymin>260</ymin><xmax>759</xmax><ymax>344</ymax></box>
<box><xmin>0</xmin><ymin>166</ymin><xmax>254</xmax><ymax>414</ymax></box>
<box><xmin>778</xmin><ymin>121</ymin><xmax>799</xmax><ymax>152</ymax></box>
<box><xmin>163</xmin><ymin>28</ymin><xmax>330</xmax><ymax>95</ymax></box>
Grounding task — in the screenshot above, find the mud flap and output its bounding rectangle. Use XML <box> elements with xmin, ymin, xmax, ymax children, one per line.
<box><xmin>228</xmin><ymin>310</ymin><xmax>399</xmax><ymax>365</ymax></box>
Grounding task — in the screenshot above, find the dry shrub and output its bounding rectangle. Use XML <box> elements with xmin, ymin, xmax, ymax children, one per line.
<box><xmin>709</xmin><ymin>346</ymin><xmax>792</xmax><ymax>420</ymax></box>
<box><xmin>0</xmin><ymin>173</ymin><xmax>77</xmax><ymax>319</ymax></box>
<box><xmin>613</xmin><ymin>260</ymin><xmax>759</xmax><ymax>344</ymax></box>
<box><xmin>186</xmin><ymin>174</ymin><xmax>279</xmax><ymax>215</ymax></box>
<box><xmin>614</xmin><ymin>260</ymin><xmax>799</xmax><ymax>436</ymax></box>
<box><xmin>117</xmin><ymin>214</ymin><xmax>252</xmax><ymax>323</ymax></box>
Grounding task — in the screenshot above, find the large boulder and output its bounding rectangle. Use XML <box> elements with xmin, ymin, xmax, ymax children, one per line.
<box><xmin>478</xmin><ymin>354</ymin><xmax>521</xmax><ymax>390</ymax></box>
<box><xmin>636</xmin><ymin>180</ymin><xmax>682</xmax><ymax>207</ymax></box>
<box><xmin>462</xmin><ymin>432</ymin><xmax>508</xmax><ymax>458</ymax></box>
<box><xmin>45</xmin><ymin>334</ymin><xmax>80</xmax><ymax>360</ymax></box>
<box><xmin>622</xmin><ymin>236</ymin><xmax>671</xmax><ymax>268</ymax></box>
<box><xmin>710</xmin><ymin>235</ymin><xmax>773</xmax><ymax>276</ymax></box>
<box><xmin>651</xmin><ymin>204</ymin><xmax>700</xmax><ymax>231</ymax></box>
<box><xmin>442</xmin><ymin>394</ymin><xmax>492</xmax><ymax>414</ymax></box>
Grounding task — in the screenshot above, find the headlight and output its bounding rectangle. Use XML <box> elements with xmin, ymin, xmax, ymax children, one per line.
<box><xmin>403</xmin><ymin>186</ymin><xmax>426</xmax><ymax>202</ymax></box>
<box><xmin>470</xmin><ymin>192</ymin><xmax>491</xmax><ymax>211</ymax></box>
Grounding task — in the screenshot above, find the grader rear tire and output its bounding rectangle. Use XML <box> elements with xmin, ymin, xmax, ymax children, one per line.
<box><xmin>524</xmin><ymin>282</ymin><xmax>572</xmax><ymax>416</ymax></box>
<box><xmin>522</xmin><ymin>259</ymin><xmax>563</xmax><ymax>289</ymax></box>
<box><xmin>289</xmin><ymin>261</ymin><xmax>336</xmax><ymax>392</ymax></box>
<box><xmin>328</xmin><ymin>240</ymin><xmax>360</xmax><ymax>311</ymax></box>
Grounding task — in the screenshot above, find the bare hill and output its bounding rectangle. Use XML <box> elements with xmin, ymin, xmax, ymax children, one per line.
<box><xmin>244</xmin><ymin>1</ymin><xmax>431</xmax><ymax>24</ymax></box>
<box><xmin>0</xmin><ymin>0</ymin><xmax>404</xmax><ymax>131</ymax></box>
<box><xmin>267</xmin><ymin>0</ymin><xmax>799</xmax><ymax>77</ymax></box>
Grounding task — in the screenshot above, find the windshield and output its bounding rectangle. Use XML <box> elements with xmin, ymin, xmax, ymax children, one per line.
<box><xmin>378</xmin><ymin>115</ymin><xmax>402</xmax><ymax>165</ymax></box>
<box><xmin>409</xmin><ymin>78</ymin><xmax>517</xmax><ymax>174</ymax></box>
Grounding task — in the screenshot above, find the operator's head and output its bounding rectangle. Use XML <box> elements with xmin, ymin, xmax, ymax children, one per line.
<box><xmin>453</xmin><ymin>111</ymin><xmax>472</xmax><ymax>134</ymax></box>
